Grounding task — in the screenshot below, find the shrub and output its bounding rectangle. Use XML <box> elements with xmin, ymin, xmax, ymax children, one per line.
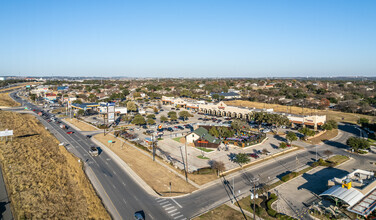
<box><xmin>281</xmin><ymin>172</ymin><xmax>297</xmax><ymax>182</ymax></box>
<box><xmin>266</xmin><ymin>193</ymin><xmax>278</xmax><ymax>217</ymax></box>
<box><xmin>279</xmin><ymin>142</ymin><xmax>287</xmax><ymax>149</ymax></box>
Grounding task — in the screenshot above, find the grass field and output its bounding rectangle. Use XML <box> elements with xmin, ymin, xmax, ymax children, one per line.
<box><xmin>194</xmin><ymin>204</ymin><xmax>245</xmax><ymax>220</ymax></box>
<box><xmin>0</xmin><ymin>111</ymin><xmax>110</xmax><ymax>219</ymax></box>
<box><xmin>197</xmin><ymin>147</ymin><xmax>214</xmax><ymax>152</ymax></box>
<box><xmin>94</xmin><ymin>133</ymin><xmax>197</xmax><ymax>196</ymax></box>
<box><xmin>0</xmin><ymin>93</ymin><xmax>20</xmax><ymax>107</ymax></box>
<box><xmin>64</xmin><ymin>118</ymin><xmax>98</xmax><ymax>131</ymax></box>
<box><xmin>306</xmin><ymin>129</ymin><xmax>339</xmax><ymax>145</ymax></box>
<box><xmin>225</xmin><ymin>100</ymin><xmax>376</xmax><ymax>124</ymax></box>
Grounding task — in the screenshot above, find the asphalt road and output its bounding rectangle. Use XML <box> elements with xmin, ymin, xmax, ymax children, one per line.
<box><xmin>9</xmin><ymin>92</ymin><xmax>176</xmax><ymax>220</ymax></box>
<box><xmin>7</xmin><ymin>90</ymin><xmax>367</xmax><ymax>219</ymax></box>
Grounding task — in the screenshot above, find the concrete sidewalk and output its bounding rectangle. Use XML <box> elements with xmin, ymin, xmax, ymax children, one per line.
<box><xmin>0</xmin><ymin>164</ymin><xmax>13</xmax><ymax>220</ymax></box>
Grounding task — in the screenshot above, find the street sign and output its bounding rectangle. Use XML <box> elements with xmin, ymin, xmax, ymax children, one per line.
<box><xmin>0</xmin><ymin>130</ymin><xmax>13</xmax><ymax>137</ymax></box>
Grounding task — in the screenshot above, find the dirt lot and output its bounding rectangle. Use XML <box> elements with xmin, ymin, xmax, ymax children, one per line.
<box><xmin>0</xmin><ymin>93</ymin><xmax>20</xmax><ymax>107</ymax></box>
<box><xmin>306</xmin><ymin>129</ymin><xmax>339</xmax><ymax>145</ymax></box>
<box><xmin>94</xmin><ymin>133</ymin><xmax>197</xmax><ymax>196</ymax></box>
<box><xmin>225</xmin><ymin>100</ymin><xmax>376</xmax><ymax>124</ymax></box>
<box><xmin>194</xmin><ymin>204</ymin><xmax>245</xmax><ymax>220</ymax></box>
<box><xmin>64</xmin><ymin>118</ymin><xmax>98</xmax><ymax>131</ymax></box>
<box><xmin>0</xmin><ymin>111</ymin><xmax>110</xmax><ymax>219</ymax></box>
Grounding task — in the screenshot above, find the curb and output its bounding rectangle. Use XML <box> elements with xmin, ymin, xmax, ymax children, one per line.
<box><xmin>91</xmin><ymin>137</ymin><xmax>160</xmax><ymax>197</ymax></box>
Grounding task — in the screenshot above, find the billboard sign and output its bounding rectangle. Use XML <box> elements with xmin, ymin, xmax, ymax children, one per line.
<box><xmin>0</xmin><ymin>130</ymin><xmax>13</xmax><ymax>137</ymax></box>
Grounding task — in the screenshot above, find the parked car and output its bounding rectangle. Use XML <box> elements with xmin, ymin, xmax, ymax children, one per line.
<box><xmin>66</xmin><ymin>131</ymin><xmax>73</xmax><ymax>134</ymax></box>
<box><xmin>167</xmin><ymin>127</ymin><xmax>173</xmax><ymax>132</ymax></box>
<box><xmin>248</xmin><ymin>153</ymin><xmax>259</xmax><ymax>159</ymax></box>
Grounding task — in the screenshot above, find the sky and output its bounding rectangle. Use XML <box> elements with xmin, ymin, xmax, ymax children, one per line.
<box><xmin>0</xmin><ymin>0</ymin><xmax>375</xmax><ymax>78</ymax></box>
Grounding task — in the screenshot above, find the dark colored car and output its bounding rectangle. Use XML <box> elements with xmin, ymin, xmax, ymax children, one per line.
<box><xmin>248</xmin><ymin>153</ymin><xmax>259</xmax><ymax>159</ymax></box>
<box><xmin>167</xmin><ymin>127</ymin><xmax>173</xmax><ymax>132</ymax></box>
<box><xmin>142</xmin><ymin>125</ymin><xmax>148</xmax><ymax>129</ymax></box>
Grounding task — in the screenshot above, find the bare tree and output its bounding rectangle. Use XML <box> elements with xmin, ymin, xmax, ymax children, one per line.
<box><xmin>323</xmin><ymin>150</ymin><xmax>333</xmax><ymax>159</ymax></box>
<box><xmin>209</xmin><ymin>160</ymin><xmax>226</xmax><ymax>176</ymax></box>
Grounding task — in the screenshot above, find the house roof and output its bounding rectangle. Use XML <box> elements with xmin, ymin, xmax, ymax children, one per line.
<box><xmin>193</xmin><ymin>127</ymin><xmax>221</xmax><ymax>144</ymax></box>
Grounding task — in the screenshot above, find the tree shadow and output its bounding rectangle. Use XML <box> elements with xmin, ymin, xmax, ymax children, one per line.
<box><xmin>273</xmin><ymin>135</ymin><xmax>286</xmax><ymax>142</ymax></box>
<box><xmin>16</xmin><ymin>133</ymin><xmax>39</xmax><ymax>138</ymax></box>
<box><xmin>323</xmin><ymin>140</ymin><xmax>349</xmax><ymax>149</ymax></box>
<box><xmin>297</xmin><ymin>167</ymin><xmax>348</xmax><ymax>195</ymax></box>
<box><xmin>0</xmin><ymin>201</ymin><xmax>10</xmax><ymax>216</ymax></box>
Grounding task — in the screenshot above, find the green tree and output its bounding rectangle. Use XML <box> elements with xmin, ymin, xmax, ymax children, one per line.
<box><xmin>77</xmin><ymin>109</ymin><xmax>85</xmax><ymax>116</ymax></box>
<box><xmin>168</xmin><ymin>111</ymin><xmax>177</xmax><ymax>121</ymax></box>
<box><xmin>358</xmin><ymin>118</ymin><xmax>369</xmax><ymax>126</ymax></box>
<box><xmin>147</xmin><ymin>118</ymin><xmax>156</xmax><ymax>125</ymax></box>
<box><xmin>298</xmin><ymin>127</ymin><xmax>315</xmax><ymax>140</ymax></box>
<box><xmin>231</xmin><ymin>119</ymin><xmax>250</xmax><ymax>133</ymax></box>
<box><xmin>127</xmin><ymin>101</ymin><xmax>137</xmax><ymax>112</ymax></box>
<box><xmin>322</xmin><ymin>120</ymin><xmax>338</xmax><ymax>131</ymax></box>
<box><xmin>160</xmin><ymin>115</ymin><xmax>169</xmax><ymax>123</ymax></box>
<box><xmin>279</xmin><ymin>142</ymin><xmax>287</xmax><ymax>149</ymax></box>
<box><xmin>132</xmin><ymin>114</ymin><xmax>146</xmax><ymax>126</ymax></box>
<box><xmin>209</xmin><ymin>160</ymin><xmax>226</xmax><ymax>176</ymax></box>
<box><xmin>179</xmin><ymin>110</ymin><xmax>193</xmax><ymax>121</ymax></box>
<box><xmin>286</xmin><ymin>132</ymin><xmax>298</xmax><ymax>144</ymax></box>
<box><xmin>153</xmin><ymin>107</ymin><xmax>159</xmax><ymax>113</ymax></box>
<box><xmin>209</xmin><ymin>127</ymin><xmax>219</xmax><ymax>137</ymax></box>
<box><xmin>147</xmin><ymin>114</ymin><xmax>155</xmax><ymax>119</ymax></box>
<box><xmin>233</xmin><ymin>153</ymin><xmax>250</xmax><ymax>167</ymax></box>
<box><xmin>72</xmin><ymin>99</ymin><xmax>83</xmax><ymax>104</ymax></box>
<box><xmin>347</xmin><ymin>137</ymin><xmax>370</xmax><ymax>151</ymax></box>
<box><xmin>212</xmin><ymin>93</ymin><xmax>220</xmax><ymax>101</ymax></box>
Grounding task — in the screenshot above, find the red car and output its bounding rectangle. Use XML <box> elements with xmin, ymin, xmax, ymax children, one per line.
<box><xmin>247</xmin><ymin>153</ymin><xmax>260</xmax><ymax>159</ymax></box>
<box><xmin>66</xmin><ymin>131</ymin><xmax>73</xmax><ymax>134</ymax></box>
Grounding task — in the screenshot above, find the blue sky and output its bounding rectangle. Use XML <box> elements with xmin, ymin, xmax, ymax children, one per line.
<box><xmin>0</xmin><ymin>0</ymin><xmax>375</xmax><ymax>77</ymax></box>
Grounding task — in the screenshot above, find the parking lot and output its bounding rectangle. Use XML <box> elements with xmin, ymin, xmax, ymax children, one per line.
<box><xmin>76</xmin><ymin>103</ymin><xmax>299</xmax><ymax>172</ymax></box>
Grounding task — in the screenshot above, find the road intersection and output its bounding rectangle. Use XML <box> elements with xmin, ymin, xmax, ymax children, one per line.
<box><xmin>3</xmin><ymin>90</ymin><xmax>370</xmax><ymax>219</ymax></box>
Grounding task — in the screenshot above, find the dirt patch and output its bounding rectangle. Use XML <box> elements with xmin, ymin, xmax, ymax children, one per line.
<box><xmin>305</xmin><ymin>129</ymin><xmax>339</xmax><ymax>145</ymax></box>
<box><xmin>0</xmin><ymin>93</ymin><xmax>20</xmax><ymax>107</ymax></box>
<box><xmin>193</xmin><ymin>204</ymin><xmax>245</xmax><ymax>220</ymax></box>
<box><xmin>64</xmin><ymin>118</ymin><xmax>98</xmax><ymax>131</ymax></box>
<box><xmin>0</xmin><ymin>111</ymin><xmax>110</xmax><ymax>219</ymax></box>
<box><xmin>225</xmin><ymin>100</ymin><xmax>376</xmax><ymax>124</ymax></box>
<box><xmin>94</xmin><ymin>133</ymin><xmax>197</xmax><ymax>196</ymax></box>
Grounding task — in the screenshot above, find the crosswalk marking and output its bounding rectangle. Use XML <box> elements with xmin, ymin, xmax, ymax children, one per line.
<box><xmin>174</xmin><ymin>215</ymin><xmax>184</xmax><ymax>219</ymax></box>
<box><xmin>162</xmin><ymin>203</ymin><xmax>172</xmax><ymax>208</ymax></box>
<box><xmin>171</xmin><ymin>211</ymin><xmax>180</xmax><ymax>216</ymax></box>
<box><xmin>168</xmin><ymin>209</ymin><xmax>177</xmax><ymax>213</ymax></box>
<box><xmin>165</xmin><ymin>206</ymin><xmax>175</xmax><ymax>211</ymax></box>
<box><xmin>159</xmin><ymin>201</ymin><xmax>169</xmax><ymax>205</ymax></box>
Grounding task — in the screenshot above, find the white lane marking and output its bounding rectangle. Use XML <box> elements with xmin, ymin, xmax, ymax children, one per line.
<box><xmin>113</xmin><ymin>171</ymin><xmax>117</xmax><ymax>175</ymax></box>
<box><xmin>162</xmin><ymin>203</ymin><xmax>172</xmax><ymax>208</ymax></box>
<box><xmin>122</xmin><ymin>198</ymin><xmax>127</xmax><ymax>204</ymax></box>
<box><xmin>112</xmin><ymin>184</ymin><xmax>116</xmax><ymax>189</ymax></box>
<box><xmin>165</xmin><ymin>206</ymin><xmax>175</xmax><ymax>211</ymax></box>
<box><xmin>174</xmin><ymin>214</ymin><xmax>184</xmax><ymax>219</ymax></box>
<box><xmin>106</xmin><ymin>158</ymin><xmax>111</xmax><ymax>161</ymax></box>
<box><xmin>159</xmin><ymin>201</ymin><xmax>169</xmax><ymax>205</ymax></box>
<box><xmin>155</xmin><ymin>197</ymin><xmax>165</xmax><ymax>201</ymax></box>
<box><xmin>122</xmin><ymin>182</ymin><xmax>126</xmax><ymax>186</ymax></box>
<box><xmin>171</xmin><ymin>211</ymin><xmax>180</xmax><ymax>216</ymax></box>
<box><xmin>171</xmin><ymin>198</ymin><xmax>182</xmax><ymax>208</ymax></box>
<box><xmin>168</xmin><ymin>209</ymin><xmax>177</xmax><ymax>213</ymax></box>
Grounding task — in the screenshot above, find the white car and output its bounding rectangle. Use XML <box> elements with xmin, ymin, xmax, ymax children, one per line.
<box><xmin>262</xmin><ymin>129</ymin><xmax>271</xmax><ymax>133</ymax></box>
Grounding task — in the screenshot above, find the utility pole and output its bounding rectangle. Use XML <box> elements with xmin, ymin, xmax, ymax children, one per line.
<box><xmin>316</xmin><ymin>145</ymin><xmax>318</xmax><ymax>161</ymax></box>
<box><xmin>251</xmin><ymin>178</ymin><xmax>259</xmax><ymax>220</ymax></box>
<box><xmin>152</xmin><ymin>133</ymin><xmax>156</xmax><ymax>161</ymax></box>
<box><xmin>184</xmin><ymin>139</ymin><xmax>189</xmax><ymax>182</ymax></box>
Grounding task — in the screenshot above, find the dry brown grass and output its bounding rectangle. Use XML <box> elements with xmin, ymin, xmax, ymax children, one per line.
<box><xmin>306</xmin><ymin>129</ymin><xmax>339</xmax><ymax>145</ymax></box>
<box><xmin>225</xmin><ymin>100</ymin><xmax>376</xmax><ymax>124</ymax></box>
<box><xmin>0</xmin><ymin>111</ymin><xmax>110</xmax><ymax>219</ymax></box>
<box><xmin>0</xmin><ymin>93</ymin><xmax>20</xmax><ymax>107</ymax></box>
<box><xmin>94</xmin><ymin>133</ymin><xmax>198</xmax><ymax>196</ymax></box>
<box><xmin>193</xmin><ymin>204</ymin><xmax>245</xmax><ymax>220</ymax></box>
<box><xmin>64</xmin><ymin>118</ymin><xmax>98</xmax><ymax>131</ymax></box>
<box><xmin>0</xmin><ymin>82</ymin><xmax>41</xmax><ymax>93</ymax></box>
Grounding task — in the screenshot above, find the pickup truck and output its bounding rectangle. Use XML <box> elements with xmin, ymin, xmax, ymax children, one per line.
<box><xmin>89</xmin><ymin>147</ymin><xmax>99</xmax><ymax>156</ymax></box>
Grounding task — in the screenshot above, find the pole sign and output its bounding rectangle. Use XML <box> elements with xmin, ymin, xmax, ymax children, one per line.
<box><xmin>0</xmin><ymin>130</ymin><xmax>13</xmax><ymax>137</ymax></box>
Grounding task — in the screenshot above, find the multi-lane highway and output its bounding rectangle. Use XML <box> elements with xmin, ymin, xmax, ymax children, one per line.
<box><xmin>7</xmin><ymin>90</ymin><xmax>367</xmax><ymax>219</ymax></box>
